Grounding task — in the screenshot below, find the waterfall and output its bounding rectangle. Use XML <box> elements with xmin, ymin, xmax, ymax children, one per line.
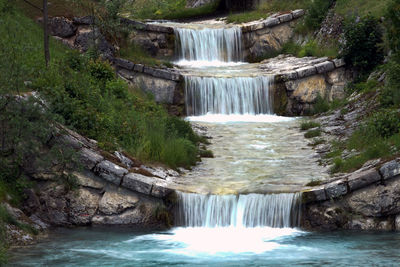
<box><xmin>185</xmin><ymin>75</ymin><xmax>273</xmax><ymax>116</ymax></box>
<box><xmin>176</xmin><ymin>192</ymin><xmax>301</xmax><ymax>228</ymax></box>
<box><xmin>174</xmin><ymin>26</ymin><xmax>243</xmax><ymax>62</ymax></box>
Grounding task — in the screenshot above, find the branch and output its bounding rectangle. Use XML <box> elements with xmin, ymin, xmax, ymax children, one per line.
<box><xmin>22</xmin><ymin>0</ymin><xmax>43</xmax><ymax>11</ymax></box>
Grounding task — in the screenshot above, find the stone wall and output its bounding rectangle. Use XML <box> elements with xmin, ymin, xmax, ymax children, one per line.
<box><xmin>301</xmin><ymin>159</ymin><xmax>400</xmax><ymax>231</ymax></box>
<box><xmin>262</xmin><ymin>56</ymin><xmax>351</xmax><ymax>116</ymax></box>
<box><xmin>242</xmin><ymin>10</ymin><xmax>305</xmax><ymax>61</ymax></box>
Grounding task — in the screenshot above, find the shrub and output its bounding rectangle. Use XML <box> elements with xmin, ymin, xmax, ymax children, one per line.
<box><xmin>386</xmin><ymin>0</ymin><xmax>400</xmax><ymax>53</ymax></box>
<box><xmin>341</xmin><ymin>15</ymin><xmax>384</xmax><ymax>74</ymax></box>
<box><xmin>364</xmin><ymin>110</ymin><xmax>400</xmax><ymax>138</ymax></box>
<box><xmin>303</xmin><ymin>0</ymin><xmax>335</xmax><ymax>31</ymax></box>
<box><xmin>380</xmin><ymin>57</ymin><xmax>400</xmax><ymax>108</ymax></box>
<box><xmin>312</xmin><ymin>94</ymin><xmax>330</xmax><ymax>114</ymax></box>
<box><xmin>304</xmin><ymin>129</ymin><xmax>322</xmax><ymax>138</ymax></box>
<box><xmin>300</xmin><ymin>121</ymin><xmax>321</xmax><ymax>131</ymax></box>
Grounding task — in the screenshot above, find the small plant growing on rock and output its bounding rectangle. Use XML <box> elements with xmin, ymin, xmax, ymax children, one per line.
<box><xmin>304</xmin><ymin>129</ymin><xmax>322</xmax><ymax>139</ymax></box>
<box><xmin>300</xmin><ymin>121</ymin><xmax>321</xmax><ymax>131</ymax></box>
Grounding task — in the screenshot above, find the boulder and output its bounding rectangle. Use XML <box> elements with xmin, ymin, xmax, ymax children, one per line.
<box><xmin>277</xmin><ymin>13</ymin><xmax>293</xmax><ymax>23</ymax></box>
<box><xmin>296</xmin><ymin>66</ymin><xmax>317</xmax><ymax>78</ymax></box>
<box><xmin>73</xmin><ymin>170</ymin><xmax>106</xmax><ymax>190</ymax></box>
<box><xmin>72</xmin><ymin>16</ymin><xmax>94</xmax><ymax>25</ymax></box>
<box><xmin>48</xmin><ymin>17</ymin><xmax>76</xmax><ymax>38</ymax></box>
<box><xmin>315</xmin><ymin>61</ymin><xmax>335</xmax><ymax>74</ymax></box>
<box><xmin>74</xmin><ymin>29</ymin><xmax>115</xmax><ymax>59</ymax></box>
<box><xmin>99</xmin><ymin>189</ymin><xmax>139</xmax><ymax>215</ymax></box>
<box><xmin>94</xmin><ymin>160</ymin><xmax>128</xmax><ymax>185</ymax></box>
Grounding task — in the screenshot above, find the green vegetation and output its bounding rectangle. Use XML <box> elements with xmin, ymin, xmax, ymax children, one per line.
<box><xmin>304</xmin><ymin>129</ymin><xmax>322</xmax><ymax>139</ymax></box>
<box><xmin>299</xmin><ymin>0</ymin><xmax>335</xmax><ymax>32</ymax></box>
<box><xmin>124</xmin><ymin>0</ymin><xmax>220</xmax><ymax>20</ymax></box>
<box><xmin>118</xmin><ymin>43</ymin><xmax>172</xmax><ymax>67</ymax></box>
<box><xmin>340</xmin><ymin>15</ymin><xmax>384</xmax><ymax>75</ymax></box>
<box><xmin>334</xmin><ymin>0</ymin><xmax>391</xmax><ymax>18</ymax></box>
<box><xmin>226</xmin><ymin>0</ymin><xmax>308</xmax><ymax>24</ymax></box>
<box><xmin>300</xmin><ymin>121</ymin><xmax>321</xmax><ymax>131</ymax></box>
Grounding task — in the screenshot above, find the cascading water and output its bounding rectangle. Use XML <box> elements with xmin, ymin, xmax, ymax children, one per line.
<box><xmin>176</xmin><ymin>192</ymin><xmax>302</xmax><ymax>228</ymax></box>
<box><xmin>174</xmin><ymin>26</ymin><xmax>243</xmax><ymax>62</ymax></box>
<box><xmin>185</xmin><ymin>75</ymin><xmax>273</xmax><ymax>116</ymax></box>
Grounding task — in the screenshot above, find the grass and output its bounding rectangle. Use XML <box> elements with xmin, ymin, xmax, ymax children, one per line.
<box><xmin>305</xmin><ymin>179</ymin><xmax>323</xmax><ymax>186</ymax></box>
<box><xmin>304</xmin><ymin>129</ymin><xmax>322</xmax><ymax>138</ymax></box>
<box><xmin>334</xmin><ymin>0</ymin><xmax>391</xmax><ymax>18</ymax></box>
<box><xmin>17</xmin><ymin>0</ymin><xmax>88</xmax><ymax>19</ymax></box>
<box><xmin>226</xmin><ymin>0</ymin><xmax>308</xmax><ymax>24</ymax></box>
<box><xmin>300</xmin><ymin>121</ymin><xmax>321</xmax><ymax>131</ymax></box>
<box><xmin>123</xmin><ymin>0</ymin><xmax>220</xmax><ymax>20</ymax></box>
<box><xmin>118</xmin><ymin>43</ymin><xmax>173</xmax><ymax>67</ymax></box>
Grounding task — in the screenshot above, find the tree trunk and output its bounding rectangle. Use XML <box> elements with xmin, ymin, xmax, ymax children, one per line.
<box><xmin>43</xmin><ymin>0</ymin><xmax>50</xmax><ymax>67</ymax></box>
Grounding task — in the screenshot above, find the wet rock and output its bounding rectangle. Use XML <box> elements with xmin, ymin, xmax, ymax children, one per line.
<box><xmin>92</xmin><ymin>203</ymin><xmax>155</xmax><ymax>225</ymax></box>
<box><xmin>302</xmin><ymin>186</ymin><xmax>327</xmax><ymax>203</ymax></box>
<box><xmin>48</xmin><ymin>17</ymin><xmax>76</xmax><ymax>38</ymax></box>
<box><xmin>349</xmin><ymin>218</ymin><xmax>377</xmax><ymax>230</ymax></box>
<box><xmin>95</xmin><ymin>160</ymin><xmax>128</xmax><ymax>185</ymax></box>
<box><xmin>396</xmin><ymin>215</ymin><xmax>400</xmax><ymax>230</ymax></box>
<box><xmin>379</xmin><ymin>159</ymin><xmax>400</xmax><ymax>180</ymax></box>
<box><xmin>68</xmin><ymin>188</ymin><xmax>100</xmax><ymax>225</ymax></box>
<box><xmin>99</xmin><ymin>189</ymin><xmax>139</xmax><ymax>215</ymax></box>
<box><xmin>325</xmin><ymin>179</ymin><xmax>348</xmax><ymax>199</ymax></box>
<box><xmin>348</xmin><ymin>168</ymin><xmax>381</xmax><ymax>192</ymax></box>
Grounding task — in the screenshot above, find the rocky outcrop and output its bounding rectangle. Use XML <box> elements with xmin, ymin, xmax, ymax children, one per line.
<box><xmin>17</xmin><ymin>125</ymin><xmax>179</xmax><ymax>229</ymax></box>
<box><xmin>302</xmin><ymin>159</ymin><xmax>400</xmax><ymax>231</ymax></box>
<box><xmin>186</xmin><ymin>0</ymin><xmax>215</xmax><ymax>8</ymax></box>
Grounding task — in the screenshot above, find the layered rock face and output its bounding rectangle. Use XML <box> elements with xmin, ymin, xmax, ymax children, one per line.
<box><xmin>302</xmin><ymin>158</ymin><xmax>400</xmax><ymax>231</ymax></box>
<box><xmin>18</xmin><ymin>126</ymin><xmax>178</xmax><ymax>229</ymax></box>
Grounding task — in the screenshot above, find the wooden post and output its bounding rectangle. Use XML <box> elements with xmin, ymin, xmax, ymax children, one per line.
<box><xmin>43</xmin><ymin>0</ymin><xmax>50</xmax><ymax>67</ymax></box>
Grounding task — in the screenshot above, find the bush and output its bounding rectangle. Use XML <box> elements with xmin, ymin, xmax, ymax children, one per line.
<box><xmin>341</xmin><ymin>15</ymin><xmax>384</xmax><ymax>74</ymax></box>
<box><xmin>300</xmin><ymin>121</ymin><xmax>321</xmax><ymax>131</ymax></box>
<box><xmin>303</xmin><ymin>0</ymin><xmax>335</xmax><ymax>31</ymax></box>
<box><xmin>380</xmin><ymin>57</ymin><xmax>400</xmax><ymax>108</ymax></box>
<box><xmin>364</xmin><ymin>110</ymin><xmax>400</xmax><ymax>138</ymax></box>
<box><xmin>312</xmin><ymin>94</ymin><xmax>330</xmax><ymax>114</ymax></box>
<box><xmin>386</xmin><ymin>0</ymin><xmax>400</xmax><ymax>53</ymax></box>
<box><xmin>304</xmin><ymin>129</ymin><xmax>322</xmax><ymax>138</ymax></box>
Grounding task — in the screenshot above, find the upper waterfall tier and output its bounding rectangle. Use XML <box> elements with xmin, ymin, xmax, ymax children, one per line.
<box><xmin>176</xmin><ymin>192</ymin><xmax>302</xmax><ymax>228</ymax></box>
<box><xmin>174</xmin><ymin>25</ymin><xmax>243</xmax><ymax>62</ymax></box>
<box><xmin>185</xmin><ymin>75</ymin><xmax>273</xmax><ymax>116</ymax></box>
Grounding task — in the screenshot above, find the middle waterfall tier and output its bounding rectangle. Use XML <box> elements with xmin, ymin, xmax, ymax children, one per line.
<box><xmin>174</xmin><ymin>26</ymin><xmax>243</xmax><ymax>62</ymax></box>
<box><xmin>185</xmin><ymin>75</ymin><xmax>273</xmax><ymax>116</ymax></box>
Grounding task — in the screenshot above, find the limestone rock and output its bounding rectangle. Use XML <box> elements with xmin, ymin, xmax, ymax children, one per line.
<box><xmin>347</xmin><ymin>168</ymin><xmax>381</xmax><ymax>192</ymax></box>
<box><xmin>302</xmin><ymin>186</ymin><xmax>327</xmax><ymax>203</ymax></box>
<box><xmin>315</xmin><ymin>61</ymin><xmax>335</xmax><ymax>74</ymax></box>
<box><xmin>288</xmin><ymin>75</ymin><xmax>328</xmax><ymax>103</ymax></box>
<box><xmin>122</xmin><ymin>173</ymin><xmax>154</xmax><ymax>195</ymax></box>
<box><xmin>79</xmin><ymin>148</ymin><xmax>104</xmax><ymax>170</ymax></box>
<box><xmin>68</xmin><ymin>188</ymin><xmax>100</xmax><ymax>225</ymax></box>
<box><xmin>94</xmin><ymin>160</ymin><xmax>128</xmax><ymax>185</ymax></box>
<box><xmin>379</xmin><ymin>159</ymin><xmax>400</xmax><ymax>180</ymax></box>
<box><xmin>75</xmin><ymin>29</ymin><xmax>114</xmax><ymax>59</ymax></box>
<box><xmin>92</xmin><ymin>203</ymin><xmax>156</xmax><ymax>225</ymax></box>
<box><xmin>99</xmin><ymin>189</ymin><xmax>139</xmax><ymax>215</ymax></box>
<box><xmin>325</xmin><ymin>179</ymin><xmax>348</xmax><ymax>199</ymax></box>
<box><xmin>73</xmin><ymin>170</ymin><xmax>106</xmax><ymax>190</ymax></box>
<box><xmin>347</xmin><ymin>178</ymin><xmax>400</xmax><ymax>217</ymax></box>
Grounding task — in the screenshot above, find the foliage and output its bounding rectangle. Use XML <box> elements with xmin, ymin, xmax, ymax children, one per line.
<box><xmin>340</xmin><ymin>15</ymin><xmax>384</xmax><ymax>74</ymax></box>
<box><xmin>125</xmin><ymin>0</ymin><xmax>220</xmax><ymax>20</ymax></box>
<box><xmin>302</xmin><ymin>0</ymin><xmax>335</xmax><ymax>32</ymax></box>
<box><xmin>304</xmin><ymin>129</ymin><xmax>322</xmax><ymax>138</ymax></box>
<box><xmin>335</xmin><ymin>0</ymin><xmax>391</xmax><ymax>18</ymax></box>
<box><xmin>386</xmin><ymin>0</ymin><xmax>400</xmax><ymax>53</ymax></box>
<box><xmin>380</xmin><ymin>58</ymin><xmax>400</xmax><ymax>108</ymax></box>
<box><xmin>300</xmin><ymin>121</ymin><xmax>321</xmax><ymax>131</ymax></box>
<box><xmin>118</xmin><ymin>43</ymin><xmax>170</xmax><ymax>67</ymax></box>
<box><xmin>226</xmin><ymin>0</ymin><xmax>308</xmax><ymax>24</ymax></box>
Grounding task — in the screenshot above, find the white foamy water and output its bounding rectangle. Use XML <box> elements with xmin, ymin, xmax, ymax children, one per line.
<box><xmin>186</xmin><ymin>114</ymin><xmax>294</xmax><ymax>123</ymax></box>
<box><xmin>175</xmin><ymin>192</ymin><xmax>302</xmax><ymax>228</ymax></box>
<box><xmin>175</xmin><ymin>59</ymin><xmax>247</xmax><ymax>68</ymax></box>
<box><xmin>185</xmin><ymin>75</ymin><xmax>273</xmax><ymax>116</ymax></box>
<box><xmin>174</xmin><ymin>26</ymin><xmax>242</xmax><ymax>62</ymax></box>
